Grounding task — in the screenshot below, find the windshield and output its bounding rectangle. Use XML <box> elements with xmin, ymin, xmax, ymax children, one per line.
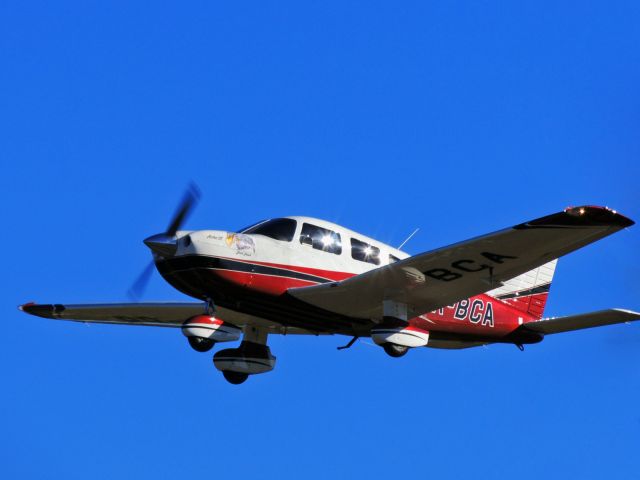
<box><xmin>239</xmin><ymin>218</ymin><xmax>297</xmax><ymax>242</ymax></box>
<box><xmin>238</xmin><ymin>220</ymin><xmax>268</xmax><ymax>233</ymax></box>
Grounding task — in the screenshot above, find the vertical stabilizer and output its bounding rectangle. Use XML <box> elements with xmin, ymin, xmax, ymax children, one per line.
<box><xmin>487</xmin><ymin>260</ymin><xmax>557</xmax><ymax>319</ymax></box>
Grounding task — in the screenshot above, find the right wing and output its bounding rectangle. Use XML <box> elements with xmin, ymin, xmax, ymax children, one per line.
<box><xmin>289</xmin><ymin>206</ymin><xmax>633</xmax><ymax>320</ymax></box>
<box><xmin>20</xmin><ymin>302</ymin><xmax>207</xmax><ymax>327</ymax></box>
<box><xmin>19</xmin><ymin>302</ymin><xmax>324</xmax><ymax>334</ymax></box>
<box><xmin>517</xmin><ymin>309</ymin><xmax>640</xmax><ymax>335</ymax></box>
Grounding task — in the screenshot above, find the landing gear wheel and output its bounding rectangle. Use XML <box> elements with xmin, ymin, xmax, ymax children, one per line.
<box><xmin>188</xmin><ymin>337</ymin><xmax>215</xmax><ymax>352</ymax></box>
<box><xmin>383</xmin><ymin>343</ymin><xmax>409</xmax><ymax>358</ymax></box>
<box><xmin>223</xmin><ymin>371</ymin><xmax>249</xmax><ymax>385</ymax></box>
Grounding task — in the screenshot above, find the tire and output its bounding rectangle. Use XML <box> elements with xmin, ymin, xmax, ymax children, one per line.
<box><xmin>223</xmin><ymin>370</ymin><xmax>249</xmax><ymax>385</ymax></box>
<box><xmin>188</xmin><ymin>337</ymin><xmax>215</xmax><ymax>352</ymax></box>
<box><xmin>383</xmin><ymin>343</ymin><xmax>409</xmax><ymax>358</ymax></box>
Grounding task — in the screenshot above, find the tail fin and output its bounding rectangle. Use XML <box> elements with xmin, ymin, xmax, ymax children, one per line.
<box><xmin>488</xmin><ymin>259</ymin><xmax>558</xmax><ymax>319</ymax></box>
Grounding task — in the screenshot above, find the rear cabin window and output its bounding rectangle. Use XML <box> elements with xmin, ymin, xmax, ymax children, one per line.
<box><xmin>299</xmin><ymin>223</ymin><xmax>342</xmax><ymax>255</ymax></box>
<box><xmin>389</xmin><ymin>254</ymin><xmax>401</xmax><ymax>264</ymax></box>
<box><xmin>351</xmin><ymin>238</ymin><xmax>381</xmax><ymax>265</ymax></box>
<box><xmin>240</xmin><ymin>218</ymin><xmax>297</xmax><ymax>242</ymax></box>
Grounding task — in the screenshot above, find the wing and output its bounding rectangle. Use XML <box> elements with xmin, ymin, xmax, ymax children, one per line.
<box><xmin>19</xmin><ymin>302</ymin><xmax>327</xmax><ymax>335</ymax></box>
<box><xmin>288</xmin><ymin>206</ymin><xmax>633</xmax><ymax>319</ymax></box>
<box><xmin>19</xmin><ymin>302</ymin><xmax>207</xmax><ymax>327</ymax></box>
<box><xmin>516</xmin><ymin>309</ymin><xmax>640</xmax><ymax>335</ymax></box>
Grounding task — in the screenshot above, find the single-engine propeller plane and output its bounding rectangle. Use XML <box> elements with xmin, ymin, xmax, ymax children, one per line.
<box><xmin>20</xmin><ymin>185</ymin><xmax>640</xmax><ymax>384</ymax></box>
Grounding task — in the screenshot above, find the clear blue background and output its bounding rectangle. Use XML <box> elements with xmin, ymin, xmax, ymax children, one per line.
<box><xmin>2</xmin><ymin>1</ymin><xmax>639</xmax><ymax>478</ymax></box>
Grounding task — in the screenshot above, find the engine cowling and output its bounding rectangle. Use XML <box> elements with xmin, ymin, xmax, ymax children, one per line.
<box><xmin>181</xmin><ymin>315</ymin><xmax>242</xmax><ymax>343</ymax></box>
<box><xmin>371</xmin><ymin>325</ymin><xmax>429</xmax><ymax>348</ymax></box>
<box><xmin>213</xmin><ymin>341</ymin><xmax>276</xmax><ymax>375</ymax></box>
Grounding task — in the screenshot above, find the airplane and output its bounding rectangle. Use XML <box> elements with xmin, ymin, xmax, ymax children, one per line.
<box><xmin>20</xmin><ymin>185</ymin><xmax>640</xmax><ymax>384</ymax></box>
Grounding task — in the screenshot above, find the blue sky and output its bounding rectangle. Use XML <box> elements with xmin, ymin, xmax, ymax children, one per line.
<box><xmin>2</xmin><ymin>1</ymin><xmax>639</xmax><ymax>478</ymax></box>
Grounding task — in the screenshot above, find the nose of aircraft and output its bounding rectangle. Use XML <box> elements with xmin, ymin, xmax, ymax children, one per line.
<box><xmin>143</xmin><ymin>233</ymin><xmax>178</xmax><ymax>257</ymax></box>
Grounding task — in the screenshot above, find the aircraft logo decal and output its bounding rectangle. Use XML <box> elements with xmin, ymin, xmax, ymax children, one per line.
<box><xmin>226</xmin><ymin>233</ymin><xmax>255</xmax><ymax>256</ymax></box>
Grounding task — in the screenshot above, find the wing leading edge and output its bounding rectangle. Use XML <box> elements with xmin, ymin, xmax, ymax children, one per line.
<box><xmin>19</xmin><ymin>302</ymin><xmax>206</xmax><ymax>327</ymax></box>
<box><xmin>19</xmin><ymin>302</ymin><xmax>329</xmax><ymax>335</ymax></box>
<box><xmin>288</xmin><ymin>206</ymin><xmax>634</xmax><ymax>320</ymax></box>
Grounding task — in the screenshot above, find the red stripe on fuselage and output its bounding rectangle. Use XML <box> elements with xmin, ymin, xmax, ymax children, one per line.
<box><xmin>203</xmin><ymin>256</ymin><xmax>538</xmax><ymax>336</ymax></box>
<box><xmin>212</xmin><ymin>255</ymin><xmax>357</xmax><ymax>282</ymax></box>
<box><xmin>214</xmin><ymin>269</ymin><xmax>319</xmax><ymax>295</ymax></box>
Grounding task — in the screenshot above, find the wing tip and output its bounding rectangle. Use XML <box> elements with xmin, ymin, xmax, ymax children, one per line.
<box><xmin>564</xmin><ymin>206</ymin><xmax>635</xmax><ymax>228</ymax></box>
<box><xmin>18</xmin><ymin>302</ymin><xmax>61</xmax><ymax>318</ymax></box>
<box><xmin>516</xmin><ymin>205</ymin><xmax>634</xmax><ymax>230</ymax></box>
<box><xmin>18</xmin><ymin>302</ymin><xmax>35</xmax><ymax>312</ymax></box>
<box><xmin>610</xmin><ymin>308</ymin><xmax>640</xmax><ymax>318</ymax></box>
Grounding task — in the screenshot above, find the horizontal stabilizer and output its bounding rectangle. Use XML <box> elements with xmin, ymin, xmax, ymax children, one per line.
<box><xmin>519</xmin><ymin>309</ymin><xmax>640</xmax><ymax>335</ymax></box>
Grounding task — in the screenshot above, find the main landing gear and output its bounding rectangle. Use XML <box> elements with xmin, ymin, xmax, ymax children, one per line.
<box><xmin>337</xmin><ymin>335</ymin><xmax>411</xmax><ymax>358</ymax></box>
<box><xmin>182</xmin><ymin>310</ymin><xmax>241</xmax><ymax>353</ymax></box>
<box><xmin>188</xmin><ymin>336</ymin><xmax>215</xmax><ymax>352</ymax></box>
<box><xmin>383</xmin><ymin>343</ymin><xmax>409</xmax><ymax>358</ymax></box>
<box><xmin>370</xmin><ymin>300</ymin><xmax>429</xmax><ymax>359</ymax></box>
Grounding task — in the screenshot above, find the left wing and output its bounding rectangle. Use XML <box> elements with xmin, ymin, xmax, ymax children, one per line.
<box><xmin>288</xmin><ymin>206</ymin><xmax>633</xmax><ymax>320</ymax></box>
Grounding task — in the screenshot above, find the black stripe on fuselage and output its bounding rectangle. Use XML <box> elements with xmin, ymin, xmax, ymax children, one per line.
<box><xmin>155</xmin><ymin>256</ymin><xmax>366</xmax><ymax>334</ymax></box>
<box><xmin>163</xmin><ymin>255</ymin><xmax>333</xmax><ymax>284</ymax></box>
<box><xmin>494</xmin><ymin>283</ymin><xmax>551</xmax><ymax>300</ymax></box>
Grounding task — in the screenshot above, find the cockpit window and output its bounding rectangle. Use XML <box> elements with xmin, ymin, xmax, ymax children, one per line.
<box><xmin>240</xmin><ymin>218</ymin><xmax>297</xmax><ymax>242</ymax></box>
<box><xmin>351</xmin><ymin>238</ymin><xmax>381</xmax><ymax>265</ymax></box>
<box><xmin>299</xmin><ymin>223</ymin><xmax>342</xmax><ymax>255</ymax></box>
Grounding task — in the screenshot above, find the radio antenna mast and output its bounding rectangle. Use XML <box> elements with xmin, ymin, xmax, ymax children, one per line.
<box><xmin>398</xmin><ymin>228</ymin><xmax>420</xmax><ymax>250</ymax></box>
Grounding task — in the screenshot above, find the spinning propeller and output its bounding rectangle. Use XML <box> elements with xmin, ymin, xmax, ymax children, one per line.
<box><xmin>127</xmin><ymin>182</ymin><xmax>201</xmax><ymax>300</ymax></box>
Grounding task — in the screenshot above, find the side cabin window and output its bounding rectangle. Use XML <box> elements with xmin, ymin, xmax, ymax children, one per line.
<box><xmin>351</xmin><ymin>238</ymin><xmax>380</xmax><ymax>265</ymax></box>
<box><xmin>389</xmin><ymin>254</ymin><xmax>401</xmax><ymax>264</ymax></box>
<box><xmin>240</xmin><ymin>218</ymin><xmax>297</xmax><ymax>242</ymax></box>
<box><xmin>299</xmin><ymin>223</ymin><xmax>342</xmax><ymax>255</ymax></box>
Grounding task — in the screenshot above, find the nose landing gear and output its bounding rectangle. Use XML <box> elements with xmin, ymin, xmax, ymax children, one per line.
<box><xmin>213</xmin><ymin>327</ymin><xmax>276</xmax><ymax>385</ymax></box>
<box><xmin>222</xmin><ymin>370</ymin><xmax>249</xmax><ymax>385</ymax></box>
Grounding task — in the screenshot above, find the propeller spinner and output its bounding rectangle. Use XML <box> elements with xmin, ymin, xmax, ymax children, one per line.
<box><xmin>128</xmin><ymin>182</ymin><xmax>201</xmax><ymax>300</ymax></box>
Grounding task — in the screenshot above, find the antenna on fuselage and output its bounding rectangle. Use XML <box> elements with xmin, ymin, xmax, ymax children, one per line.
<box><xmin>398</xmin><ymin>228</ymin><xmax>420</xmax><ymax>250</ymax></box>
